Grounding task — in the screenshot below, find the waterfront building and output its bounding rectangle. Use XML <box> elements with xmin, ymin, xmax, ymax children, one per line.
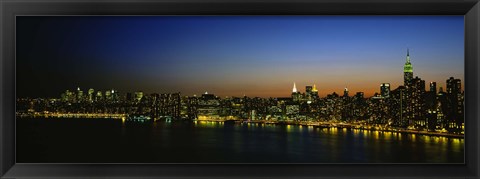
<box><xmin>425</xmin><ymin>82</ymin><xmax>437</xmax><ymax>119</ymax></box>
<box><xmin>158</xmin><ymin>93</ymin><xmax>181</xmax><ymax>119</ymax></box>
<box><xmin>390</xmin><ymin>86</ymin><xmax>407</xmax><ymax>127</ymax></box>
<box><xmin>187</xmin><ymin>96</ymin><xmax>199</xmax><ymax>120</ymax></box>
<box><xmin>285</xmin><ymin>103</ymin><xmax>300</xmax><ymax>116</ymax></box>
<box><xmin>197</xmin><ymin>92</ymin><xmax>221</xmax><ymax>119</ymax></box>
<box><xmin>446</xmin><ymin>77</ymin><xmax>464</xmax><ymax>133</ymax></box>
<box><xmin>425</xmin><ymin>82</ymin><xmax>438</xmax><ymax>128</ymax></box>
<box><xmin>436</xmin><ymin>90</ymin><xmax>449</xmax><ymax>130</ymax></box>
<box><xmin>411</xmin><ymin>76</ymin><xmax>426</xmax><ymax>128</ymax></box>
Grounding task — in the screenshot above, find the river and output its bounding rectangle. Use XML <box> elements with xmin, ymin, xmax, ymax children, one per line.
<box><xmin>16</xmin><ymin>118</ymin><xmax>464</xmax><ymax>163</ymax></box>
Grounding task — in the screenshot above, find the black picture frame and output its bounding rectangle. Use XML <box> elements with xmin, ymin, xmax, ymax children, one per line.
<box><xmin>1</xmin><ymin>0</ymin><xmax>479</xmax><ymax>178</ymax></box>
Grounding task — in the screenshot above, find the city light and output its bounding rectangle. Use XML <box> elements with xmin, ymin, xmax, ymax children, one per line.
<box><xmin>15</xmin><ymin>50</ymin><xmax>464</xmax><ymax>137</ymax></box>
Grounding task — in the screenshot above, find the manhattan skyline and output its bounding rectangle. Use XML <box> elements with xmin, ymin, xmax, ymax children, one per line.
<box><xmin>16</xmin><ymin>16</ymin><xmax>464</xmax><ymax>98</ymax></box>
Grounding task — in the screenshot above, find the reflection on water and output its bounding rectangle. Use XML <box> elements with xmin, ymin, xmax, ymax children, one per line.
<box><xmin>17</xmin><ymin>118</ymin><xmax>464</xmax><ymax>163</ymax></box>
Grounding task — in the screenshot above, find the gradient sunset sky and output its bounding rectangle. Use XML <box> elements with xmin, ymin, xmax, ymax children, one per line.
<box><xmin>16</xmin><ymin>16</ymin><xmax>464</xmax><ymax>98</ymax></box>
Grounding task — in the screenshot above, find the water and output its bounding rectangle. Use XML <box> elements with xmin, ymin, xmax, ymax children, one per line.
<box><xmin>16</xmin><ymin>118</ymin><xmax>464</xmax><ymax>163</ymax></box>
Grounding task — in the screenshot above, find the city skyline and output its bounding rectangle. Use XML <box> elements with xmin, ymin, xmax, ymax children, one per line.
<box><xmin>49</xmin><ymin>72</ymin><xmax>463</xmax><ymax>100</ymax></box>
<box><xmin>17</xmin><ymin>16</ymin><xmax>464</xmax><ymax>98</ymax></box>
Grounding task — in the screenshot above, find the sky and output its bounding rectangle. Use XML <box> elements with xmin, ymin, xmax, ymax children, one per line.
<box><xmin>16</xmin><ymin>16</ymin><xmax>464</xmax><ymax>98</ymax></box>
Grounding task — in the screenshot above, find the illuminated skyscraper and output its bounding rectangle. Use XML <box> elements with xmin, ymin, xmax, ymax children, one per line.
<box><xmin>380</xmin><ymin>83</ymin><xmax>390</xmax><ymax>98</ymax></box>
<box><xmin>343</xmin><ymin>87</ymin><xmax>349</xmax><ymax>97</ymax></box>
<box><xmin>403</xmin><ymin>49</ymin><xmax>415</xmax><ymax>128</ymax></box>
<box><xmin>291</xmin><ymin>82</ymin><xmax>301</xmax><ymax>102</ymax></box>
<box><xmin>312</xmin><ymin>84</ymin><xmax>319</xmax><ymax>99</ymax></box>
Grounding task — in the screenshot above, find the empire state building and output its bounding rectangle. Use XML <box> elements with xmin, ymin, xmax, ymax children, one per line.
<box><xmin>404</xmin><ymin>49</ymin><xmax>413</xmax><ymax>86</ymax></box>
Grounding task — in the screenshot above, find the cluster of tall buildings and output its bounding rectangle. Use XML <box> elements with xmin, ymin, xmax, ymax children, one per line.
<box><xmin>282</xmin><ymin>50</ymin><xmax>464</xmax><ymax>133</ymax></box>
<box><xmin>394</xmin><ymin>50</ymin><xmax>464</xmax><ymax>133</ymax></box>
<box><xmin>16</xmin><ymin>50</ymin><xmax>464</xmax><ymax>134</ymax></box>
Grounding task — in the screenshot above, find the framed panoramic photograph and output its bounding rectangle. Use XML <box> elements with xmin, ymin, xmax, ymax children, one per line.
<box><xmin>1</xmin><ymin>0</ymin><xmax>480</xmax><ymax>178</ymax></box>
<box><xmin>14</xmin><ymin>15</ymin><xmax>466</xmax><ymax>164</ymax></box>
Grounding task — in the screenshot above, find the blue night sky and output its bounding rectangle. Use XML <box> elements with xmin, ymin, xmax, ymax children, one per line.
<box><xmin>16</xmin><ymin>16</ymin><xmax>464</xmax><ymax>98</ymax></box>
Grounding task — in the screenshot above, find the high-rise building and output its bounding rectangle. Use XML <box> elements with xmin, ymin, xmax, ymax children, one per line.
<box><xmin>446</xmin><ymin>77</ymin><xmax>463</xmax><ymax>133</ymax></box>
<box><xmin>111</xmin><ymin>89</ymin><xmax>119</xmax><ymax>102</ymax></box>
<box><xmin>77</xmin><ymin>87</ymin><xmax>84</xmax><ymax>102</ymax></box>
<box><xmin>436</xmin><ymin>90</ymin><xmax>449</xmax><ymax>130</ymax></box>
<box><xmin>430</xmin><ymin>82</ymin><xmax>437</xmax><ymax>94</ymax></box>
<box><xmin>305</xmin><ymin>86</ymin><xmax>312</xmax><ymax>93</ymax></box>
<box><xmin>355</xmin><ymin>92</ymin><xmax>363</xmax><ymax>99</ymax></box>
<box><xmin>426</xmin><ymin>82</ymin><xmax>438</xmax><ymax>130</ymax></box>
<box><xmin>197</xmin><ymin>92</ymin><xmax>221</xmax><ymax>119</ymax></box>
<box><xmin>312</xmin><ymin>84</ymin><xmax>319</xmax><ymax>99</ymax></box>
<box><xmin>63</xmin><ymin>89</ymin><xmax>74</xmax><ymax>102</ymax></box>
<box><xmin>425</xmin><ymin>82</ymin><xmax>438</xmax><ymax>122</ymax></box>
<box><xmin>135</xmin><ymin>91</ymin><xmax>144</xmax><ymax>102</ymax></box>
<box><xmin>380</xmin><ymin>83</ymin><xmax>390</xmax><ymax>98</ymax></box>
<box><xmin>88</xmin><ymin>88</ymin><xmax>95</xmax><ymax>102</ymax></box>
<box><xmin>403</xmin><ymin>49</ymin><xmax>416</xmax><ymax>128</ymax></box>
<box><xmin>105</xmin><ymin>90</ymin><xmax>112</xmax><ymax>101</ymax></box>
<box><xmin>158</xmin><ymin>93</ymin><xmax>181</xmax><ymax>119</ymax></box>
<box><xmin>343</xmin><ymin>87</ymin><xmax>349</xmax><ymax>97</ymax></box>
<box><xmin>411</xmin><ymin>76</ymin><xmax>426</xmax><ymax>127</ymax></box>
<box><xmin>95</xmin><ymin>91</ymin><xmax>103</xmax><ymax>101</ymax></box>
<box><xmin>390</xmin><ymin>86</ymin><xmax>407</xmax><ymax>127</ymax></box>
<box><xmin>305</xmin><ymin>85</ymin><xmax>319</xmax><ymax>101</ymax></box>
<box><xmin>305</xmin><ymin>85</ymin><xmax>313</xmax><ymax>101</ymax></box>
<box><xmin>291</xmin><ymin>82</ymin><xmax>301</xmax><ymax>102</ymax></box>
<box><xmin>404</xmin><ymin>49</ymin><xmax>413</xmax><ymax>87</ymax></box>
